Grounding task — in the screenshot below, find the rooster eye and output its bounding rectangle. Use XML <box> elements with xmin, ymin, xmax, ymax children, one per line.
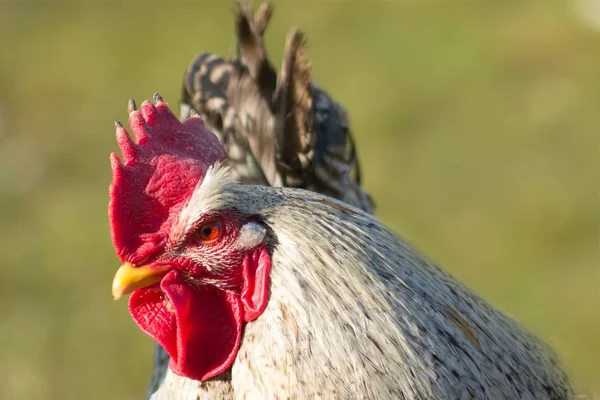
<box><xmin>195</xmin><ymin>220</ymin><xmax>223</xmax><ymax>243</ymax></box>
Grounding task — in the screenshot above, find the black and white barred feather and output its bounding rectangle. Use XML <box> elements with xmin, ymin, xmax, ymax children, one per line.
<box><xmin>179</xmin><ymin>0</ymin><xmax>374</xmax><ymax>213</ymax></box>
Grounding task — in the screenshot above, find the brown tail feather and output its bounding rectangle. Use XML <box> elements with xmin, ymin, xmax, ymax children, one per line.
<box><xmin>273</xmin><ymin>28</ymin><xmax>313</xmax><ymax>188</ymax></box>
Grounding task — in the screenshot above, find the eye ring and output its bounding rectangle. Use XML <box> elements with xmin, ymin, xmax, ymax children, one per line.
<box><xmin>195</xmin><ymin>219</ymin><xmax>223</xmax><ymax>244</ymax></box>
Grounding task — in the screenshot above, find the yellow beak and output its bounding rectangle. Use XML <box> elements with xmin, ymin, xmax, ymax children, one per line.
<box><xmin>111</xmin><ymin>262</ymin><xmax>171</xmax><ymax>300</ymax></box>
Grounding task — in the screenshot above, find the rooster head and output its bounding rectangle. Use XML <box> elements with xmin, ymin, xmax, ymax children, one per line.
<box><xmin>108</xmin><ymin>95</ymin><xmax>271</xmax><ymax>381</ymax></box>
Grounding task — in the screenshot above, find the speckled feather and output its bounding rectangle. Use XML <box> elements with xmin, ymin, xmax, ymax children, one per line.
<box><xmin>148</xmin><ymin>173</ymin><xmax>573</xmax><ymax>400</ymax></box>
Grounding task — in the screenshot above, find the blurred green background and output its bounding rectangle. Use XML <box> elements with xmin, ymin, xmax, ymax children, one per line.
<box><xmin>0</xmin><ymin>1</ymin><xmax>598</xmax><ymax>399</ymax></box>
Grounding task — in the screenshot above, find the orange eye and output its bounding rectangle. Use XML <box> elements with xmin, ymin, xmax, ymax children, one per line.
<box><xmin>196</xmin><ymin>220</ymin><xmax>223</xmax><ymax>243</ymax></box>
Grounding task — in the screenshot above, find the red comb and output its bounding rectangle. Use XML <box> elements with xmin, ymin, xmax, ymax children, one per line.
<box><xmin>109</xmin><ymin>95</ymin><xmax>227</xmax><ymax>263</ymax></box>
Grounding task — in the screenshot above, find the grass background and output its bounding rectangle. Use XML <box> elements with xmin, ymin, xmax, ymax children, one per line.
<box><xmin>0</xmin><ymin>1</ymin><xmax>598</xmax><ymax>399</ymax></box>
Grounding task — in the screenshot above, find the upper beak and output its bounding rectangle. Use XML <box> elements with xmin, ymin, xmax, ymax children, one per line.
<box><xmin>111</xmin><ymin>262</ymin><xmax>171</xmax><ymax>300</ymax></box>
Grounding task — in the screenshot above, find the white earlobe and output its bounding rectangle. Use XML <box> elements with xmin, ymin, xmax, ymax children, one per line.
<box><xmin>236</xmin><ymin>221</ymin><xmax>267</xmax><ymax>250</ymax></box>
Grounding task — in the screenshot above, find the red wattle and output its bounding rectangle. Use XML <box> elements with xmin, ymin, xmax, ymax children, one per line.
<box><xmin>129</xmin><ymin>270</ymin><xmax>243</xmax><ymax>382</ymax></box>
<box><xmin>241</xmin><ymin>246</ymin><xmax>271</xmax><ymax>322</ymax></box>
<box><xmin>127</xmin><ymin>247</ymin><xmax>270</xmax><ymax>381</ymax></box>
<box><xmin>128</xmin><ymin>282</ymin><xmax>177</xmax><ymax>357</ymax></box>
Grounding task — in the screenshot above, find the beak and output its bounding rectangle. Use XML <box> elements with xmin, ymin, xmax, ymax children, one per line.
<box><xmin>111</xmin><ymin>262</ymin><xmax>171</xmax><ymax>300</ymax></box>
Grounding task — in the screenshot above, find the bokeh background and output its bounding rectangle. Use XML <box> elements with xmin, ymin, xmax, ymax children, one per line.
<box><xmin>0</xmin><ymin>1</ymin><xmax>598</xmax><ymax>399</ymax></box>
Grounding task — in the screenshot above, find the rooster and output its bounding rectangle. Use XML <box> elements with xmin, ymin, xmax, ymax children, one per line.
<box><xmin>109</xmin><ymin>96</ymin><xmax>573</xmax><ymax>399</ymax></box>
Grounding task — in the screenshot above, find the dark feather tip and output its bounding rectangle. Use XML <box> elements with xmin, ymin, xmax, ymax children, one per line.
<box><xmin>127</xmin><ymin>98</ymin><xmax>137</xmax><ymax>114</ymax></box>
<box><xmin>153</xmin><ymin>93</ymin><xmax>164</xmax><ymax>104</ymax></box>
<box><xmin>114</xmin><ymin>121</ymin><xmax>123</xmax><ymax>128</ymax></box>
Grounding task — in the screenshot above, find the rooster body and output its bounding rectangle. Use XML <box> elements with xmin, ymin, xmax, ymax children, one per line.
<box><xmin>143</xmin><ymin>175</ymin><xmax>571</xmax><ymax>399</ymax></box>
